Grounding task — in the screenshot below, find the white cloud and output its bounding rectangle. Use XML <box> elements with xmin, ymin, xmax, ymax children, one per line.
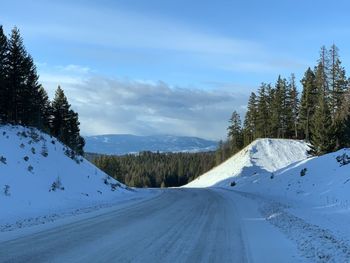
<box><xmin>40</xmin><ymin>71</ymin><xmax>249</xmax><ymax>140</ymax></box>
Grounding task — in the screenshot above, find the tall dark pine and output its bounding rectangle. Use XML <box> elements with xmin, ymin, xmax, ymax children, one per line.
<box><xmin>336</xmin><ymin>89</ymin><xmax>350</xmax><ymax>148</ymax></box>
<box><xmin>22</xmin><ymin>55</ymin><xmax>47</xmax><ymax>127</ymax></box>
<box><xmin>299</xmin><ymin>68</ymin><xmax>318</xmax><ymax>141</ymax></box>
<box><xmin>51</xmin><ymin>86</ymin><xmax>84</xmax><ymax>154</ymax></box>
<box><xmin>256</xmin><ymin>83</ymin><xmax>270</xmax><ymax>138</ymax></box>
<box><xmin>288</xmin><ymin>74</ymin><xmax>299</xmax><ymax>138</ymax></box>
<box><xmin>0</xmin><ymin>26</ymin><xmax>8</xmax><ymax>123</ymax></box>
<box><xmin>271</xmin><ymin>76</ymin><xmax>289</xmax><ymax>138</ymax></box>
<box><xmin>310</xmin><ymin>87</ymin><xmax>334</xmax><ymax>155</ymax></box>
<box><xmin>227</xmin><ymin>110</ymin><xmax>243</xmax><ymax>154</ymax></box>
<box><xmin>51</xmin><ymin>86</ymin><xmax>69</xmax><ymax>139</ymax></box>
<box><xmin>7</xmin><ymin>27</ymin><xmax>29</xmax><ymax>124</ymax></box>
<box><xmin>329</xmin><ymin>45</ymin><xmax>348</xmax><ymax>120</ymax></box>
<box><xmin>243</xmin><ymin>92</ymin><xmax>258</xmax><ymax>145</ymax></box>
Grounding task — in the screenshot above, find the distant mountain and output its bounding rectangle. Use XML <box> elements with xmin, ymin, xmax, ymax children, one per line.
<box><xmin>84</xmin><ymin>134</ymin><xmax>218</xmax><ymax>155</ymax></box>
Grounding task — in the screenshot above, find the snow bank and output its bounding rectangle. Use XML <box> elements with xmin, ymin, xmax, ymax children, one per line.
<box><xmin>186</xmin><ymin>138</ymin><xmax>309</xmax><ymax>188</ymax></box>
<box><xmin>0</xmin><ymin>125</ymin><xmax>137</xmax><ymax>226</ymax></box>
<box><xmin>239</xmin><ymin>147</ymin><xmax>350</xmax><ymax>207</ymax></box>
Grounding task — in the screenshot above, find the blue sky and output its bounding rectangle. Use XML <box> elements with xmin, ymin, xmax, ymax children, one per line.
<box><xmin>1</xmin><ymin>0</ymin><xmax>350</xmax><ymax>139</ymax></box>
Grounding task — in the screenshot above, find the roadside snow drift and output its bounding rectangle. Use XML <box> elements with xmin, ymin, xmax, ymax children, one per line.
<box><xmin>186</xmin><ymin>138</ymin><xmax>309</xmax><ymax>188</ymax></box>
<box><xmin>0</xmin><ymin>125</ymin><xmax>134</xmax><ymax>225</ymax></box>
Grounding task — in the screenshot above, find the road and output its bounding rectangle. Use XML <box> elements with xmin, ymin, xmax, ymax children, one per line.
<box><xmin>0</xmin><ymin>188</ymin><xmax>247</xmax><ymax>263</ymax></box>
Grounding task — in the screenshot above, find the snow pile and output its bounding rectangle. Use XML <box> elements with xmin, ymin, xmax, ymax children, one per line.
<box><xmin>186</xmin><ymin>138</ymin><xmax>309</xmax><ymax>188</ymax></box>
<box><xmin>186</xmin><ymin>138</ymin><xmax>350</xmax><ymax>261</ymax></box>
<box><xmin>0</xmin><ymin>125</ymin><xmax>135</xmax><ymax>225</ymax></box>
<box><xmin>238</xmin><ymin>148</ymin><xmax>350</xmax><ymax>207</ymax></box>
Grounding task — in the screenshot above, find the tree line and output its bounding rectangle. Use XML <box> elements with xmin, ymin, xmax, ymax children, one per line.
<box><xmin>90</xmin><ymin>151</ymin><xmax>216</xmax><ymax>188</ymax></box>
<box><xmin>218</xmin><ymin>44</ymin><xmax>350</xmax><ymax>161</ymax></box>
<box><xmin>0</xmin><ymin>25</ymin><xmax>84</xmax><ymax>154</ymax></box>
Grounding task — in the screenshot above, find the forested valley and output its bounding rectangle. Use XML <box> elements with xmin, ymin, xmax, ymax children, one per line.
<box><xmin>89</xmin><ymin>151</ymin><xmax>216</xmax><ymax>188</ymax></box>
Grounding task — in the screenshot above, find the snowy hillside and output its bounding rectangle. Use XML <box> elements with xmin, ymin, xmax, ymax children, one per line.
<box><xmin>0</xmin><ymin>125</ymin><xmax>137</xmax><ymax>225</ymax></box>
<box><xmin>84</xmin><ymin>134</ymin><xmax>217</xmax><ymax>155</ymax></box>
<box><xmin>237</xmin><ymin>147</ymin><xmax>350</xmax><ymax>206</ymax></box>
<box><xmin>186</xmin><ymin>138</ymin><xmax>309</xmax><ymax>187</ymax></box>
<box><xmin>186</xmin><ymin>139</ymin><xmax>350</xmax><ymax>262</ymax></box>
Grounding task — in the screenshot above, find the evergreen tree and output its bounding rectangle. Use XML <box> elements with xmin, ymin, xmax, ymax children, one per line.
<box><xmin>317</xmin><ymin>46</ymin><xmax>330</xmax><ymax>94</ymax></box>
<box><xmin>329</xmin><ymin>44</ymin><xmax>348</xmax><ymax>119</ymax></box>
<box><xmin>227</xmin><ymin>110</ymin><xmax>243</xmax><ymax>154</ymax></box>
<box><xmin>0</xmin><ymin>26</ymin><xmax>9</xmax><ymax>123</ymax></box>
<box><xmin>271</xmin><ymin>76</ymin><xmax>289</xmax><ymax>138</ymax></box>
<box><xmin>288</xmin><ymin>74</ymin><xmax>300</xmax><ymax>138</ymax></box>
<box><xmin>256</xmin><ymin>83</ymin><xmax>270</xmax><ymax>138</ymax></box>
<box><xmin>333</xmin><ymin>88</ymin><xmax>350</xmax><ymax>148</ymax></box>
<box><xmin>310</xmin><ymin>89</ymin><xmax>334</xmax><ymax>155</ymax></box>
<box><xmin>51</xmin><ymin>86</ymin><xmax>84</xmax><ymax>154</ymax></box>
<box><xmin>243</xmin><ymin>92</ymin><xmax>258</xmax><ymax>145</ymax></box>
<box><xmin>7</xmin><ymin>27</ymin><xmax>29</xmax><ymax>124</ymax></box>
<box><xmin>299</xmin><ymin>68</ymin><xmax>318</xmax><ymax>141</ymax></box>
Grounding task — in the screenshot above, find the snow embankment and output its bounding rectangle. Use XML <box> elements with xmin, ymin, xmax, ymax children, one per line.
<box><xmin>186</xmin><ymin>138</ymin><xmax>309</xmax><ymax>188</ymax></box>
<box><xmin>187</xmin><ymin>138</ymin><xmax>350</xmax><ymax>262</ymax></box>
<box><xmin>0</xmin><ymin>125</ymin><xmax>141</xmax><ymax>228</ymax></box>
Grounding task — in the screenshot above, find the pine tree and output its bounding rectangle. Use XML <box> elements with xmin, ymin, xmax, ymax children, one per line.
<box><xmin>243</xmin><ymin>92</ymin><xmax>258</xmax><ymax>145</ymax></box>
<box><xmin>7</xmin><ymin>27</ymin><xmax>29</xmax><ymax>124</ymax></box>
<box><xmin>329</xmin><ymin>44</ymin><xmax>348</xmax><ymax>120</ymax></box>
<box><xmin>299</xmin><ymin>68</ymin><xmax>318</xmax><ymax>141</ymax></box>
<box><xmin>317</xmin><ymin>46</ymin><xmax>330</xmax><ymax>94</ymax></box>
<box><xmin>256</xmin><ymin>83</ymin><xmax>270</xmax><ymax>138</ymax></box>
<box><xmin>333</xmin><ymin>88</ymin><xmax>350</xmax><ymax>148</ymax></box>
<box><xmin>51</xmin><ymin>86</ymin><xmax>70</xmax><ymax>139</ymax></box>
<box><xmin>22</xmin><ymin>55</ymin><xmax>45</xmax><ymax>127</ymax></box>
<box><xmin>215</xmin><ymin>140</ymin><xmax>224</xmax><ymax>165</ymax></box>
<box><xmin>271</xmin><ymin>76</ymin><xmax>289</xmax><ymax>138</ymax></box>
<box><xmin>51</xmin><ymin>86</ymin><xmax>84</xmax><ymax>154</ymax></box>
<box><xmin>288</xmin><ymin>74</ymin><xmax>300</xmax><ymax>138</ymax></box>
<box><xmin>227</xmin><ymin>110</ymin><xmax>243</xmax><ymax>154</ymax></box>
<box><xmin>0</xmin><ymin>26</ymin><xmax>9</xmax><ymax>123</ymax></box>
<box><xmin>310</xmin><ymin>87</ymin><xmax>334</xmax><ymax>155</ymax></box>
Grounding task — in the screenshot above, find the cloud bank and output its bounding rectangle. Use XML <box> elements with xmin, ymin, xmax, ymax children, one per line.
<box><xmin>40</xmin><ymin>70</ymin><xmax>248</xmax><ymax>140</ymax></box>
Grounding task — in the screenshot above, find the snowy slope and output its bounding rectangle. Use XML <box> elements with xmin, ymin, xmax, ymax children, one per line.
<box><xmin>0</xmin><ymin>125</ymin><xmax>138</xmax><ymax>225</ymax></box>
<box><xmin>187</xmin><ymin>139</ymin><xmax>350</xmax><ymax>262</ymax></box>
<box><xmin>186</xmin><ymin>138</ymin><xmax>309</xmax><ymax>188</ymax></box>
<box><xmin>84</xmin><ymin>134</ymin><xmax>217</xmax><ymax>155</ymax></box>
<box><xmin>238</xmin><ymin>147</ymin><xmax>350</xmax><ymax>206</ymax></box>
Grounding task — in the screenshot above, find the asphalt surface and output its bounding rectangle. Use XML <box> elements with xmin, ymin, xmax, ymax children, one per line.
<box><xmin>0</xmin><ymin>188</ymin><xmax>246</xmax><ymax>263</ymax></box>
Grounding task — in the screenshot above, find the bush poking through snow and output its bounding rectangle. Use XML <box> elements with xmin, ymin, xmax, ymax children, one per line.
<box><xmin>41</xmin><ymin>143</ymin><xmax>48</xmax><ymax>157</ymax></box>
<box><xmin>300</xmin><ymin>168</ymin><xmax>307</xmax><ymax>177</ymax></box>
<box><xmin>103</xmin><ymin>175</ymin><xmax>121</xmax><ymax>191</ymax></box>
<box><xmin>24</xmin><ymin>156</ymin><xmax>29</xmax><ymax>162</ymax></box>
<box><xmin>336</xmin><ymin>153</ymin><xmax>350</xmax><ymax>166</ymax></box>
<box><xmin>270</xmin><ymin>173</ymin><xmax>275</xmax><ymax>179</ymax></box>
<box><xmin>110</xmin><ymin>182</ymin><xmax>121</xmax><ymax>191</ymax></box>
<box><xmin>50</xmin><ymin>177</ymin><xmax>64</xmax><ymax>192</ymax></box>
<box><xmin>230</xmin><ymin>181</ymin><xmax>236</xmax><ymax>187</ymax></box>
<box><xmin>28</xmin><ymin>129</ymin><xmax>40</xmax><ymax>142</ymax></box>
<box><xmin>0</xmin><ymin>156</ymin><xmax>6</xmax><ymax>164</ymax></box>
<box><xmin>31</xmin><ymin>147</ymin><xmax>36</xmax><ymax>154</ymax></box>
<box><xmin>3</xmin><ymin>185</ymin><xmax>10</xmax><ymax>196</ymax></box>
<box><xmin>27</xmin><ymin>165</ymin><xmax>34</xmax><ymax>173</ymax></box>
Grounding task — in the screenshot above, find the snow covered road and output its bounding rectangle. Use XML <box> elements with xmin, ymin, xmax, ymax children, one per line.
<box><xmin>0</xmin><ymin>188</ymin><xmax>300</xmax><ymax>263</ymax></box>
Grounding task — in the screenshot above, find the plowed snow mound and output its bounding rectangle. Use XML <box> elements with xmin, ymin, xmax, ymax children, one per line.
<box><xmin>186</xmin><ymin>139</ymin><xmax>309</xmax><ymax>188</ymax></box>
<box><xmin>0</xmin><ymin>125</ymin><xmax>134</xmax><ymax>223</ymax></box>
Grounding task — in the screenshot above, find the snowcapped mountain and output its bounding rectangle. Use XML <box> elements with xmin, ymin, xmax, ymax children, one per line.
<box><xmin>0</xmin><ymin>125</ymin><xmax>135</xmax><ymax>225</ymax></box>
<box><xmin>186</xmin><ymin>138</ymin><xmax>309</xmax><ymax>188</ymax></box>
<box><xmin>84</xmin><ymin>134</ymin><xmax>218</xmax><ymax>155</ymax></box>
